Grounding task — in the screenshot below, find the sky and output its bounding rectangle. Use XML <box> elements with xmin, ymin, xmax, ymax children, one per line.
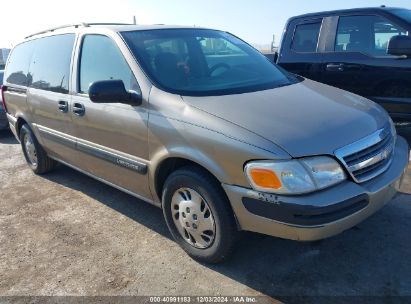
<box><xmin>1</xmin><ymin>0</ymin><xmax>411</xmax><ymax>49</ymax></box>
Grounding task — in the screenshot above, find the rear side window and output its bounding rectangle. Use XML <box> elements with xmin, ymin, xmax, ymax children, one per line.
<box><xmin>79</xmin><ymin>35</ymin><xmax>139</xmax><ymax>94</ymax></box>
<box><xmin>335</xmin><ymin>15</ymin><xmax>407</xmax><ymax>56</ymax></box>
<box><xmin>4</xmin><ymin>41</ymin><xmax>35</xmax><ymax>86</ymax></box>
<box><xmin>30</xmin><ymin>34</ymin><xmax>75</xmax><ymax>94</ymax></box>
<box><xmin>292</xmin><ymin>21</ymin><xmax>322</xmax><ymax>53</ymax></box>
<box><xmin>0</xmin><ymin>71</ymin><xmax>3</xmax><ymax>85</ymax></box>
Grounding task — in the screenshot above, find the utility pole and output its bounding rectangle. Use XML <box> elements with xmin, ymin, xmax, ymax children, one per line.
<box><xmin>133</xmin><ymin>16</ymin><xmax>137</xmax><ymax>25</ymax></box>
<box><xmin>271</xmin><ymin>34</ymin><xmax>277</xmax><ymax>53</ymax></box>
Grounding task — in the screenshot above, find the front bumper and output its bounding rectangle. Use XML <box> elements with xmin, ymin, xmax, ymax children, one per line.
<box><xmin>223</xmin><ymin>136</ymin><xmax>409</xmax><ymax>241</ymax></box>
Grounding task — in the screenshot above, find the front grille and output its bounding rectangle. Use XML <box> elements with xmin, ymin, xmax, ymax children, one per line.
<box><xmin>335</xmin><ymin>125</ymin><xmax>395</xmax><ymax>183</ymax></box>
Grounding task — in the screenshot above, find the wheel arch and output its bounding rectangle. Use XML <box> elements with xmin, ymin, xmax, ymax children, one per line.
<box><xmin>151</xmin><ymin>149</ymin><xmax>230</xmax><ymax>204</ymax></box>
<box><xmin>15</xmin><ymin>116</ymin><xmax>29</xmax><ymax>138</ymax></box>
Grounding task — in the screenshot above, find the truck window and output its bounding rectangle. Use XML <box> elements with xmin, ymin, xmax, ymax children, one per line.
<box><xmin>291</xmin><ymin>21</ymin><xmax>322</xmax><ymax>53</ymax></box>
<box><xmin>335</xmin><ymin>15</ymin><xmax>407</xmax><ymax>56</ymax></box>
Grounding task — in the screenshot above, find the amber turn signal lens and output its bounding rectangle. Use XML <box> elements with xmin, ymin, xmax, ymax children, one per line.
<box><xmin>249</xmin><ymin>168</ymin><xmax>282</xmax><ymax>189</ymax></box>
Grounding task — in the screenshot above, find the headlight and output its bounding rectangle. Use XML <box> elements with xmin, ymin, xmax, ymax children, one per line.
<box><xmin>244</xmin><ymin>156</ymin><xmax>346</xmax><ymax>195</ymax></box>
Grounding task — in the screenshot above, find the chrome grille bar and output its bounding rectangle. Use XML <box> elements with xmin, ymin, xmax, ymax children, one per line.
<box><xmin>343</xmin><ymin>133</ymin><xmax>391</xmax><ymax>166</ymax></box>
<box><xmin>335</xmin><ymin>125</ymin><xmax>395</xmax><ymax>183</ymax></box>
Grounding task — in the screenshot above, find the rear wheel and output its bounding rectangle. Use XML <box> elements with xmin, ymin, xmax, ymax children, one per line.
<box><xmin>162</xmin><ymin>166</ymin><xmax>238</xmax><ymax>263</ymax></box>
<box><xmin>20</xmin><ymin>124</ymin><xmax>56</xmax><ymax>174</ymax></box>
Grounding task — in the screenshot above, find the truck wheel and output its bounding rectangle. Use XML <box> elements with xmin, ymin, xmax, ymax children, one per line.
<box><xmin>20</xmin><ymin>124</ymin><xmax>56</xmax><ymax>174</ymax></box>
<box><xmin>162</xmin><ymin>166</ymin><xmax>238</xmax><ymax>263</ymax></box>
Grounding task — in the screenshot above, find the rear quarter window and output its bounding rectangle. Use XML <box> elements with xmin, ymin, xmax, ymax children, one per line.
<box><xmin>4</xmin><ymin>41</ymin><xmax>35</xmax><ymax>86</ymax></box>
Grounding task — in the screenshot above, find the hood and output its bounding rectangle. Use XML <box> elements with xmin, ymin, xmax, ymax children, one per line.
<box><xmin>182</xmin><ymin>79</ymin><xmax>389</xmax><ymax>157</ymax></box>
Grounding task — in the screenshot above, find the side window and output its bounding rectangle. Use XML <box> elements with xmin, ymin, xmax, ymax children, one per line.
<box><xmin>4</xmin><ymin>40</ymin><xmax>36</xmax><ymax>86</ymax></box>
<box><xmin>79</xmin><ymin>35</ymin><xmax>139</xmax><ymax>94</ymax></box>
<box><xmin>335</xmin><ymin>15</ymin><xmax>407</xmax><ymax>56</ymax></box>
<box><xmin>374</xmin><ymin>18</ymin><xmax>407</xmax><ymax>53</ymax></box>
<box><xmin>30</xmin><ymin>34</ymin><xmax>75</xmax><ymax>94</ymax></box>
<box><xmin>292</xmin><ymin>21</ymin><xmax>322</xmax><ymax>53</ymax></box>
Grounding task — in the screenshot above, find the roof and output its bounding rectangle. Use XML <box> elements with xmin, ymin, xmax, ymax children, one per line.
<box><xmin>24</xmin><ymin>23</ymin><xmax>207</xmax><ymax>39</ymax></box>
<box><xmin>101</xmin><ymin>24</ymin><xmax>206</xmax><ymax>32</ymax></box>
<box><xmin>289</xmin><ymin>6</ymin><xmax>407</xmax><ymax>20</ymax></box>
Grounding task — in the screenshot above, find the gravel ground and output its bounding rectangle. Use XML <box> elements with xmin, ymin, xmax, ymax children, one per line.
<box><xmin>0</xmin><ymin>129</ymin><xmax>410</xmax><ymax>301</ymax></box>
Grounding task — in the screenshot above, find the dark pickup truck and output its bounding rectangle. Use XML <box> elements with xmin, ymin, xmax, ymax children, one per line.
<box><xmin>269</xmin><ymin>6</ymin><xmax>411</xmax><ymax>138</ymax></box>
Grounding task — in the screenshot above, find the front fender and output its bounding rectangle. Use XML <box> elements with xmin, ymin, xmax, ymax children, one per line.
<box><xmin>147</xmin><ymin>87</ymin><xmax>291</xmax><ymax>204</ymax></box>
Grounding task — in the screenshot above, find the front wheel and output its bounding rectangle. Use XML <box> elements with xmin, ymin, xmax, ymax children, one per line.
<box><xmin>162</xmin><ymin>166</ymin><xmax>238</xmax><ymax>263</ymax></box>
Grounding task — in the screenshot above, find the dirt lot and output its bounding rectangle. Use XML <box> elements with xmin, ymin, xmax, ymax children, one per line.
<box><xmin>0</xmin><ymin>129</ymin><xmax>410</xmax><ymax>301</ymax></box>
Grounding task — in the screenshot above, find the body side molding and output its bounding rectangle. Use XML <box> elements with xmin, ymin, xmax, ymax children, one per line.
<box><xmin>36</xmin><ymin>124</ymin><xmax>148</xmax><ymax>175</ymax></box>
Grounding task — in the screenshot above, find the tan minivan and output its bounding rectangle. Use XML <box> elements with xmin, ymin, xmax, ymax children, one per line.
<box><xmin>2</xmin><ymin>23</ymin><xmax>409</xmax><ymax>263</ymax></box>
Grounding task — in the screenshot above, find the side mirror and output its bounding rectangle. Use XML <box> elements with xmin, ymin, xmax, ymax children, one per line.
<box><xmin>88</xmin><ymin>80</ymin><xmax>142</xmax><ymax>106</ymax></box>
<box><xmin>387</xmin><ymin>35</ymin><xmax>411</xmax><ymax>56</ymax></box>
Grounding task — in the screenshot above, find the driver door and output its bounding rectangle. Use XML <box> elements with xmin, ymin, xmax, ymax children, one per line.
<box><xmin>70</xmin><ymin>34</ymin><xmax>152</xmax><ymax>200</ymax></box>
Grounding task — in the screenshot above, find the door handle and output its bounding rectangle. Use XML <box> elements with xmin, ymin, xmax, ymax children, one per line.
<box><xmin>58</xmin><ymin>100</ymin><xmax>68</xmax><ymax>113</ymax></box>
<box><xmin>73</xmin><ymin>102</ymin><xmax>85</xmax><ymax>116</ymax></box>
<box><xmin>326</xmin><ymin>63</ymin><xmax>345</xmax><ymax>72</ymax></box>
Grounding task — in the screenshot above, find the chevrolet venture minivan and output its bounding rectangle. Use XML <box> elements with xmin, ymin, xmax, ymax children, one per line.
<box><xmin>2</xmin><ymin>23</ymin><xmax>409</xmax><ymax>263</ymax></box>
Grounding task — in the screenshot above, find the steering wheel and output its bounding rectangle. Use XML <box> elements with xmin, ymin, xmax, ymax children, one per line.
<box><xmin>209</xmin><ymin>63</ymin><xmax>231</xmax><ymax>76</ymax></box>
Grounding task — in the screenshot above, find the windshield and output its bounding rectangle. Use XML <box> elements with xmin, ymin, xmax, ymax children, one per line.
<box><xmin>121</xmin><ymin>29</ymin><xmax>298</xmax><ymax>96</ymax></box>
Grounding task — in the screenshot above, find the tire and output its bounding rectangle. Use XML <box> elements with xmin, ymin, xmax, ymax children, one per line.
<box><xmin>162</xmin><ymin>166</ymin><xmax>238</xmax><ymax>263</ymax></box>
<box><xmin>20</xmin><ymin>124</ymin><xmax>56</xmax><ymax>174</ymax></box>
